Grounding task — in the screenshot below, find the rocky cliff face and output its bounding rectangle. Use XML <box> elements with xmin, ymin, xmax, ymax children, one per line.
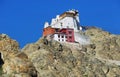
<box><xmin>0</xmin><ymin>28</ymin><xmax>120</xmax><ymax>77</ymax></box>
<box><xmin>0</xmin><ymin>34</ymin><xmax>37</xmax><ymax>77</ymax></box>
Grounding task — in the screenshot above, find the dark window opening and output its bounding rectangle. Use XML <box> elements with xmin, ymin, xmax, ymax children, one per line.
<box><xmin>69</xmin><ymin>31</ymin><xmax>72</xmax><ymax>34</ymax></box>
<box><xmin>55</xmin><ymin>28</ymin><xmax>59</xmax><ymax>32</ymax></box>
<box><xmin>66</xmin><ymin>36</ymin><xmax>67</xmax><ymax>38</ymax></box>
<box><xmin>60</xmin><ymin>23</ymin><xmax>63</xmax><ymax>26</ymax></box>
<box><xmin>58</xmin><ymin>35</ymin><xmax>60</xmax><ymax>38</ymax></box>
<box><xmin>58</xmin><ymin>39</ymin><xmax>60</xmax><ymax>41</ymax></box>
<box><xmin>69</xmin><ymin>36</ymin><xmax>72</xmax><ymax>39</ymax></box>
<box><xmin>62</xmin><ymin>35</ymin><xmax>64</xmax><ymax>38</ymax></box>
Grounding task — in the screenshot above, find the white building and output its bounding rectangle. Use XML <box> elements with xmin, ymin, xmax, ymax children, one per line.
<box><xmin>43</xmin><ymin>10</ymin><xmax>88</xmax><ymax>44</ymax></box>
<box><xmin>44</xmin><ymin>10</ymin><xmax>82</xmax><ymax>32</ymax></box>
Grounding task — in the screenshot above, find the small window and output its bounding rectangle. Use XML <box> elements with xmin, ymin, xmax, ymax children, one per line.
<box><xmin>58</xmin><ymin>34</ymin><xmax>60</xmax><ymax>38</ymax></box>
<box><xmin>66</xmin><ymin>36</ymin><xmax>67</xmax><ymax>38</ymax></box>
<box><xmin>55</xmin><ymin>29</ymin><xmax>59</xmax><ymax>32</ymax></box>
<box><xmin>60</xmin><ymin>23</ymin><xmax>63</xmax><ymax>26</ymax></box>
<box><xmin>69</xmin><ymin>31</ymin><xmax>72</xmax><ymax>34</ymax></box>
<box><xmin>62</xmin><ymin>39</ymin><xmax>64</xmax><ymax>41</ymax></box>
<box><xmin>58</xmin><ymin>39</ymin><xmax>60</xmax><ymax>41</ymax></box>
<box><xmin>62</xmin><ymin>35</ymin><xmax>64</xmax><ymax>38</ymax></box>
<box><xmin>69</xmin><ymin>36</ymin><xmax>72</xmax><ymax>39</ymax></box>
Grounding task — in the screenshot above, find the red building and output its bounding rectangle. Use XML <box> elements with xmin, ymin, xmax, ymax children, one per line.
<box><xmin>43</xmin><ymin>26</ymin><xmax>56</xmax><ymax>36</ymax></box>
<box><xmin>60</xmin><ymin>28</ymin><xmax>75</xmax><ymax>42</ymax></box>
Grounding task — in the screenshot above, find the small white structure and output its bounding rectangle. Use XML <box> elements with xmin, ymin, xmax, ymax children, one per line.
<box><xmin>44</xmin><ymin>22</ymin><xmax>49</xmax><ymax>28</ymax></box>
<box><xmin>52</xmin><ymin>33</ymin><xmax>66</xmax><ymax>42</ymax></box>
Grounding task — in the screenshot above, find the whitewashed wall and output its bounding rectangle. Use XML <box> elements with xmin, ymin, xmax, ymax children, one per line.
<box><xmin>74</xmin><ymin>32</ymin><xmax>91</xmax><ymax>45</ymax></box>
<box><xmin>53</xmin><ymin>34</ymin><xmax>66</xmax><ymax>42</ymax></box>
<box><xmin>51</xmin><ymin>16</ymin><xmax>80</xmax><ymax>32</ymax></box>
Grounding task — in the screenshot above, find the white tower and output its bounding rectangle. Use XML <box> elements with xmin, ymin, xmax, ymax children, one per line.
<box><xmin>44</xmin><ymin>22</ymin><xmax>49</xmax><ymax>28</ymax></box>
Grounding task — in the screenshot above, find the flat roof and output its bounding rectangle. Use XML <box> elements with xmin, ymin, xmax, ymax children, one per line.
<box><xmin>59</xmin><ymin>11</ymin><xmax>78</xmax><ymax>19</ymax></box>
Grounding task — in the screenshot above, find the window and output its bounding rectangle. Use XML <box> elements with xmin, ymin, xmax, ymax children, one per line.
<box><xmin>62</xmin><ymin>35</ymin><xmax>64</xmax><ymax>38</ymax></box>
<box><xmin>66</xmin><ymin>36</ymin><xmax>67</xmax><ymax>38</ymax></box>
<box><xmin>58</xmin><ymin>34</ymin><xmax>60</xmax><ymax>38</ymax></box>
<box><xmin>62</xmin><ymin>39</ymin><xmax>64</xmax><ymax>41</ymax></box>
<box><xmin>58</xmin><ymin>39</ymin><xmax>60</xmax><ymax>41</ymax></box>
<box><xmin>60</xmin><ymin>23</ymin><xmax>63</xmax><ymax>26</ymax></box>
<box><xmin>69</xmin><ymin>31</ymin><xmax>72</xmax><ymax>34</ymax></box>
<box><xmin>69</xmin><ymin>36</ymin><xmax>72</xmax><ymax>39</ymax></box>
<box><xmin>55</xmin><ymin>29</ymin><xmax>59</xmax><ymax>32</ymax></box>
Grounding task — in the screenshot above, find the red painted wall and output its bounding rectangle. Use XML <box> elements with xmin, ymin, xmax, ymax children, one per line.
<box><xmin>43</xmin><ymin>27</ymin><xmax>55</xmax><ymax>36</ymax></box>
<box><xmin>60</xmin><ymin>28</ymin><xmax>75</xmax><ymax>42</ymax></box>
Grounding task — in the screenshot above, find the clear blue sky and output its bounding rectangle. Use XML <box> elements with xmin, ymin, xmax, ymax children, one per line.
<box><xmin>0</xmin><ymin>0</ymin><xmax>120</xmax><ymax>48</ymax></box>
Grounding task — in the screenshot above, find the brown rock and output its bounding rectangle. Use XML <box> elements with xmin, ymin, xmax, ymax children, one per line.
<box><xmin>0</xmin><ymin>34</ymin><xmax>37</xmax><ymax>77</ymax></box>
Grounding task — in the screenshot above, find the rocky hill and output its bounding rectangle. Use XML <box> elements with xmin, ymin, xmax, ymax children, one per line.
<box><xmin>0</xmin><ymin>28</ymin><xmax>120</xmax><ymax>77</ymax></box>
